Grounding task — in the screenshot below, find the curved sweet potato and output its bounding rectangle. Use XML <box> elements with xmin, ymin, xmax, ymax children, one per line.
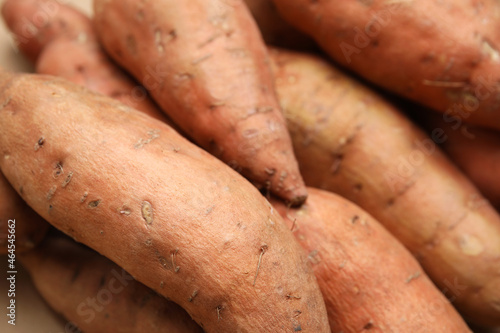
<box><xmin>0</xmin><ymin>171</ymin><xmax>49</xmax><ymax>254</ymax></box>
<box><xmin>0</xmin><ymin>71</ymin><xmax>329</xmax><ymax>333</ymax></box>
<box><xmin>20</xmin><ymin>232</ymin><xmax>203</xmax><ymax>333</ymax></box>
<box><xmin>271</xmin><ymin>0</ymin><xmax>500</xmax><ymax>130</ymax></box>
<box><xmin>93</xmin><ymin>0</ymin><xmax>307</xmax><ymax>205</ymax></box>
<box><xmin>269</xmin><ymin>48</ymin><xmax>500</xmax><ymax>327</ymax></box>
<box><xmin>270</xmin><ymin>188</ymin><xmax>471</xmax><ymax>332</ymax></box>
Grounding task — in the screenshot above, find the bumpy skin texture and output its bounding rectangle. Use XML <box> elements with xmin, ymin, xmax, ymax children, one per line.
<box><xmin>1</xmin><ymin>0</ymin><xmax>92</xmax><ymax>62</ymax></box>
<box><xmin>271</xmin><ymin>0</ymin><xmax>500</xmax><ymax>130</ymax></box>
<box><xmin>20</xmin><ymin>233</ymin><xmax>203</xmax><ymax>333</ymax></box>
<box><xmin>0</xmin><ymin>72</ymin><xmax>330</xmax><ymax>333</ymax></box>
<box><xmin>269</xmin><ymin>49</ymin><xmax>500</xmax><ymax>327</ymax></box>
<box><xmin>1</xmin><ymin>0</ymin><xmax>168</xmax><ymax>123</ymax></box>
<box><xmin>0</xmin><ymin>172</ymin><xmax>49</xmax><ymax>254</ymax></box>
<box><xmin>422</xmin><ymin>113</ymin><xmax>500</xmax><ymax>210</ymax></box>
<box><xmin>242</xmin><ymin>0</ymin><xmax>317</xmax><ymax>51</ymax></box>
<box><xmin>270</xmin><ymin>188</ymin><xmax>471</xmax><ymax>333</ymax></box>
<box><xmin>93</xmin><ymin>0</ymin><xmax>307</xmax><ymax>205</ymax></box>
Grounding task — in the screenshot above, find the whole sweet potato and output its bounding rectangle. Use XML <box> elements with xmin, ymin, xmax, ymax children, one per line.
<box><xmin>20</xmin><ymin>232</ymin><xmax>203</xmax><ymax>333</ymax></box>
<box><xmin>271</xmin><ymin>0</ymin><xmax>500</xmax><ymax>130</ymax></box>
<box><xmin>0</xmin><ymin>70</ymin><xmax>329</xmax><ymax>333</ymax></box>
<box><xmin>271</xmin><ymin>188</ymin><xmax>471</xmax><ymax>332</ymax></box>
<box><xmin>93</xmin><ymin>0</ymin><xmax>307</xmax><ymax>205</ymax></box>
<box><xmin>270</xmin><ymin>48</ymin><xmax>500</xmax><ymax>327</ymax></box>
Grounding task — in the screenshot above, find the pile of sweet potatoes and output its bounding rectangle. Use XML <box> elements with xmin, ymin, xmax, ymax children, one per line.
<box><xmin>1</xmin><ymin>0</ymin><xmax>500</xmax><ymax>332</ymax></box>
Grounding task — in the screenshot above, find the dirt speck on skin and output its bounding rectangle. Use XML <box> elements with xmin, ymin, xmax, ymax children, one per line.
<box><xmin>135</xmin><ymin>129</ymin><xmax>160</xmax><ymax>149</ymax></box>
<box><xmin>253</xmin><ymin>244</ymin><xmax>268</xmax><ymax>286</ymax></box>
<box><xmin>159</xmin><ymin>256</ymin><xmax>168</xmax><ymax>268</ymax></box>
<box><xmin>188</xmin><ymin>290</ymin><xmax>198</xmax><ymax>302</ymax></box>
<box><xmin>119</xmin><ymin>205</ymin><xmax>132</xmax><ymax>215</ymax></box>
<box><xmin>363</xmin><ymin>321</ymin><xmax>374</xmax><ymax>330</ymax></box>
<box><xmin>405</xmin><ymin>271</ymin><xmax>421</xmax><ymax>283</ymax></box>
<box><xmin>141</xmin><ymin>201</ymin><xmax>154</xmax><ymax>225</ymax></box>
<box><xmin>88</xmin><ymin>199</ymin><xmax>101</xmax><ymax>208</ymax></box>
<box><xmin>53</xmin><ymin>162</ymin><xmax>64</xmax><ymax>179</ymax></box>
<box><xmin>216</xmin><ymin>305</ymin><xmax>224</xmax><ymax>321</ymax></box>
<box><xmin>171</xmin><ymin>249</ymin><xmax>180</xmax><ymax>272</ymax></box>
<box><xmin>34</xmin><ymin>137</ymin><xmax>45</xmax><ymax>151</ymax></box>
<box><xmin>47</xmin><ymin>185</ymin><xmax>57</xmax><ymax>200</ymax></box>
<box><xmin>61</xmin><ymin>171</ymin><xmax>73</xmax><ymax>188</ymax></box>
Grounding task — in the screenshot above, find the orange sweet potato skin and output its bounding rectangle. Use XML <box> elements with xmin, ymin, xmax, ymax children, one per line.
<box><xmin>1</xmin><ymin>0</ymin><xmax>92</xmax><ymax>62</ymax></box>
<box><xmin>20</xmin><ymin>233</ymin><xmax>203</xmax><ymax>333</ymax></box>
<box><xmin>271</xmin><ymin>0</ymin><xmax>500</xmax><ymax>130</ymax></box>
<box><xmin>93</xmin><ymin>0</ymin><xmax>307</xmax><ymax>205</ymax></box>
<box><xmin>271</xmin><ymin>188</ymin><xmax>471</xmax><ymax>332</ymax></box>
<box><xmin>269</xmin><ymin>48</ymin><xmax>500</xmax><ymax>327</ymax></box>
<box><xmin>0</xmin><ymin>71</ymin><xmax>329</xmax><ymax>333</ymax></box>
<box><xmin>1</xmin><ymin>0</ymin><xmax>169</xmax><ymax>123</ymax></box>
<box><xmin>422</xmin><ymin>113</ymin><xmax>500</xmax><ymax>210</ymax></box>
<box><xmin>0</xmin><ymin>171</ymin><xmax>49</xmax><ymax>254</ymax></box>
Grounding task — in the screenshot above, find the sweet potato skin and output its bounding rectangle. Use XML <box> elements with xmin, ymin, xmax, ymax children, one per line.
<box><xmin>0</xmin><ymin>71</ymin><xmax>329</xmax><ymax>333</ymax></box>
<box><xmin>271</xmin><ymin>188</ymin><xmax>471</xmax><ymax>332</ymax></box>
<box><xmin>422</xmin><ymin>113</ymin><xmax>500</xmax><ymax>210</ymax></box>
<box><xmin>93</xmin><ymin>0</ymin><xmax>307</xmax><ymax>205</ymax></box>
<box><xmin>20</xmin><ymin>232</ymin><xmax>203</xmax><ymax>333</ymax></box>
<box><xmin>269</xmin><ymin>48</ymin><xmax>500</xmax><ymax>327</ymax></box>
<box><xmin>1</xmin><ymin>0</ymin><xmax>92</xmax><ymax>62</ymax></box>
<box><xmin>1</xmin><ymin>0</ymin><xmax>169</xmax><ymax>123</ymax></box>
<box><xmin>271</xmin><ymin>0</ymin><xmax>500</xmax><ymax>130</ymax></box>
<box><xmin>0</xmin><ymin>171</ymin><xmax>49</xmax><ymax>253</ymax></box>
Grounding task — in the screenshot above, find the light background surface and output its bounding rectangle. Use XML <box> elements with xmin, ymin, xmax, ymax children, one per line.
<box><xmin>0</xmin><ymin>1</ymin><xmax>93</xmax><ymax>332</ymax></box>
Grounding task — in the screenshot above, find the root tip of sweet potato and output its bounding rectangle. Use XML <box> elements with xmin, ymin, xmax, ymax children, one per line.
<box><xmin>287</xmin><ymin>193</ymin><xmax>308</xmax><ymax>207</ymax></box>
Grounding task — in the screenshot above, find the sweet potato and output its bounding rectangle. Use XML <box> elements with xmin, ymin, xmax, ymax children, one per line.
<box><xmin>242</xmin><ymin>0</ymin><xmax>317</xmax><ymax>51</ymax></box>
<box><xmin>0</xmin><ymin>70</ymin><xmax>329</xmax><ymax>333</ymax></box>
<box><xmin>269</xmin><ymin>48</ymin><xmax>500</xmax><ymax>327</ymax></box>
<box><xmin>271</xmin><ymin>0</ymin><xmax>500</xmax><ymax>130</ymax></box>
<box><xmin>1</xmin><ymin>0</ymin><xmax>168</xmax><ymax>123</ymax></box>
<box><xmin>421</xmin><ymin>113</ymin><xmax>500</xmax><ymax>210</ymax></box>
<box><xmin>20</xmin><ymin>231</ymin><xmax>203</xmax><ymax>333</ymax></box>
<box><xmin>0</xmin><ymin>171</ymin><xmax>49</xmax><ymax>253</ymax></box>
<box><xmin>270</xmin><ymin>188</ymin><xmax>471</xmax><ymax>332</ymax></box>
<box><xmin>1</xmin><ymin>0</ymin><xmax>92</xmax><ymax>62</ymax></box>
<box><xmin>93</xmin><ymin>0</ymin><xmax>307</xmax><ymax>205</ymax></box>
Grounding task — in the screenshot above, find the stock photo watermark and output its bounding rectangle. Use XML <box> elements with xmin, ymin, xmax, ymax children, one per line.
<box><xmin>5</xmin><ymin>219</ymin><xmax>16</xmax><ymax>326</ymax></box>
<box><xmin>384</xmin><ymin>74</ymin><xmax>498</xmax><ymax>192</ymax></box>
<box><xmin>7</xmin><ymin>0</ymin><xmax>72</xmax><ymax>51</ymax></box>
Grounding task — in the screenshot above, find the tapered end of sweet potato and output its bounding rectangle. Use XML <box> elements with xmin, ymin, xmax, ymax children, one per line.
<box><xmin>1</xmin><ymin>0</ymin><xmax>92</xmax><ymax>62</ymax></box>
<box><xmin>275</xmin><ymin>180</ymin><xmax>308</xmax><ymax>206</ymax></box>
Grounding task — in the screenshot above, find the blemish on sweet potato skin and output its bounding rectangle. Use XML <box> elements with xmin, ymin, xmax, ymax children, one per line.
<box><xmin>141</xmin><ymin>201</ymin><xmax>153</xmax><ymax>225</ymax></box>
<box><xmin>61</xmin><ymin>171</ymin><xmax>73</xmax><ymax>188</ymax></box>
<box><xmin>34</xmin><ymin>137</ymin><xmax>45</xmax><ymax>151</ymax></box>
<box><xmin>47</xmin><ymin>185</ymin><xmax>57</xmax><ymax>200</ymax></box>
<box><xmin>88</xmin><ymin>199</ymin><xmax>101</xmax><ymax>208</ymax></box>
